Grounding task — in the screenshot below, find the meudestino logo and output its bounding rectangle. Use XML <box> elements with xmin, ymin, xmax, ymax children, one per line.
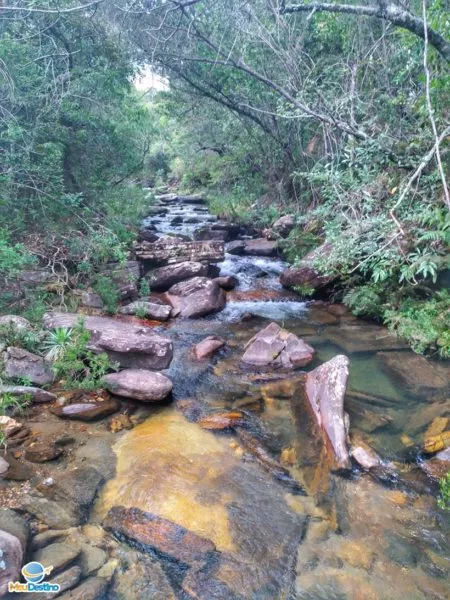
<box><xmin>8</xmin><ymin>561</ymin><xmax>61</xmax><ymax>594</ymax></box>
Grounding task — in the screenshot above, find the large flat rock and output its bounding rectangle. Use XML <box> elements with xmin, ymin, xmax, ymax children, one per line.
<box><xmin>4</xmin><ymin>347</ymin><xmax>54</xmax><ymax>386</ymax></box>
<box><xmin>144</xmin><ymin>261</ymin><xmax>209</xmax><ymax>292</ymax></box>
<box><xmin>166</xmin><ymin>277</ymin><xmax>226</xmax><ymax>318</ymax></box>
<box><xmin>104</xmin><ymin>369</ymin><xmax>173</xmax><ymax>402</ymax></box>
<box><xmin>43</xmin><ymin>313</ymin><xmax>173</xmax><ymax>370</ymax></box>
<box><xmin>326</xmin><ymin>324</ymin><xmax>408</xmax><ymax>353</ymax></box>
<box><xmin>134</xmin><ymin>239</ymin><xmax>224</xmax><ymax>267</ymax></box>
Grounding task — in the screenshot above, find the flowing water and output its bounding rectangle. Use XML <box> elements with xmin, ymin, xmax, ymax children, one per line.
<box><xmin>96</xmin><ymin>192</ymin><xmax>450</xmax><ymax>599</ymax></box>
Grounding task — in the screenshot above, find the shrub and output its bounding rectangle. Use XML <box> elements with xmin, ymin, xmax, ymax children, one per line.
<box><xmin>438</xmin><ymin>472</ymin><xmax>450</xmax><ymax>511</ymax></box>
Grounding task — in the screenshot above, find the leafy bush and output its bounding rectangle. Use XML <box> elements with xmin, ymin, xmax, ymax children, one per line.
<box><xmin>0</xmin><ymin>323</ymin><xmax>41</xmax><ymax>354</ymax></box>
<box><xmin>92</xmin><ymin>275</ymin><xmax>120</xmax><ymax>315</ymax></box>
<box><xmin>384</xmin><ymin>291</ymin><xmax>450</xmax><ymax>358</ymax></box>
<box><xmin>51</xmin><ymin>321</ymin><xmax>118</xmax><ymax>390</ymax></box>
<box><xmin>438</xmin><ymin>472</ymin><xmax>450</xmax><ymax>511</ymax></box>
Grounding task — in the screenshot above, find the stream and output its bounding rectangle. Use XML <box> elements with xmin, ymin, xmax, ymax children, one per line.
<box><xmin>3</xmin><ymin>191</ymin><xmax>449</xmax><ymax>600</ymax></box>
<box><xmin>94</xmin><ymin>191</ymin><xmax>450</xmax><ymax>599</ymax></box>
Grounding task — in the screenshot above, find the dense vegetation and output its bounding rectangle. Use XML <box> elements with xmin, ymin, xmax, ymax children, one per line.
<box><xmin>0</xmin><ymin>0</ymin><xmax>449</xmax><ymax>357</ymax></box>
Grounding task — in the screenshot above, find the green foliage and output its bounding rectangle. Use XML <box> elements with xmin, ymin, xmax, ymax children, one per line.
<box><xmin>292</xmin><ymin>285</ymin><xmax>315</xmax><ymax>299</ymax></box>
<box><xmin>134</xmin><ymin>306</ymin><xmax>149</xmax><ymax>319</ymax></box>
<box><xmin>51</xmin><ymin>320</ymin><xmax>117</xmax><ymax>391</ymax></box>
<box><xmin>139</xmin><ymin>278</ymin><xmax>151</xmax><ymax>298</ymax></box>
<box><xmin>438</xmin><ymin>472</ymin><xmax>450</xmax><ymax>511</ymax></box>
<box><xmin>343</xmin><ymin>286</ymin><xmax>383</xmax><ymax>318</ymax></box>
<box><xmin>0</xmin><ymin>323</ymin><xmax>41</xmax><ymax>354</ymax></box>
<box><xmin>41</xmin><ymin>327</ymin><xmax>74</xmax><ymax>361</ymax></box>
<box><xmin>384</xmin><ymin>291</ymin><xmax>450</xmax><ymax>358</ymax></box>
<box><xmin>92</xmin><ymin>275</ymin><xmax>120</xmax><ymax>315</ymax></box>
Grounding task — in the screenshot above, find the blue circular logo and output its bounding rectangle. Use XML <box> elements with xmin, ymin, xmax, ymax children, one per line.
<box><xmin>22</xmin><ymin>562</ymin><xmax>46</xmax><ymax>584</ymax></box>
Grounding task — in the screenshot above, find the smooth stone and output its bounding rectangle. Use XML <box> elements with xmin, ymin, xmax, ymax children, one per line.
<box><xmin>273</xmin><ymin>215</ymin><xmax>294</xmax><ymax>237</ymax></box>
<box><xmin>34</xmin><ymin>542</ymin><xmax>81</xmax><ymax>574</ymax></box>
<box><xmin>198</xmin><ymin>411</ymin><xmax>245</xmax><ymax>431</ymax></box>
<box><xmin>32</xmin><ymin>529</ymin><xmax>67</xmax><ymax>550</ymax></box>
<box><xmin>40</xmin><ymin>566</ymin><xmax>82</xmax><ymax>599</ymax></box>
<box><xmin>1</xmin><ymin>450</ymin><xmax>33</xmax><ymax>481</ymax></box>
<box><xmin>226</xmin><ymin>240</ymin><xmax>246</xmax><ymax>255</ymax></box>
<box><xmin>57</xmin><ymin>577</ymin><xmax>110</xmax><ymax>600</ymax></box>
<box><xmin>192</xmin><ymin>336</ymin><xmax>225</xmax><ymax>360</ymax></box>
<box><xmin>104</xmin><ymin>506</ymin><xmax>216</xmax><ymax>568</ymax></box>
<box><xmin>51</xmin><ymin>398</ymin><xmax>120</xmax><ymax>421</ymax></box>
<box><xmin>119</xmin><ymin>301</ymin><xmax>171</xmax><ymax>321</ymax></box>
<box><xmin>0</xmin><ymin>530</ymin><xmax>23</xmax><ymax>596</ymax></box>
<box><xmin>4</xmin><ymin>347</ymin><xmax>54</xmax><ymax>385</ymax></box>
<box><xmin>377</xmin><ymin>351</ymin><xmax>450</xmax><ymax>400</ymax></box>
<box><xmin>79</xmin><ymin>544</ymin><xmax>108</xmax><ymax>576</ymax></box>
<box><xmin>350</xmin><ymin>439</ymin><xmax>383</xmax><ymax>470</ymax></box>
<box><xmin>242</xmin><ymin>322</ymin><xmax>315</xmax><ymax>369</ymax></box>
<box><xmin>104</xmin><ymin>369</ymin><xmax>172</xmax><ymax>402</ymax></box>
<box><xmin>0</xmin><ymin>510</ymin><xmax>28</xmax><ymax>552</ymax></box>
<box><xmin>24</xmin><ymin>439</ymin><xmax>64</xmax><ymax>463</ymax></box>
<box><xmin>0</xmin><ymin>385</ymin><xmax>57</xmax><ymax>404</ymax></box>
<box><xmin>305</xmin><ymin>354</ymin><xmax>351</xmax><ymax>470</ymax></box>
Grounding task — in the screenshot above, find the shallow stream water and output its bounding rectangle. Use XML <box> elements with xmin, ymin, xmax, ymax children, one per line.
<box><xmin>97</xmin><ymin>192</ymin><xmax>450</xmax><ymax>599</ymax></box>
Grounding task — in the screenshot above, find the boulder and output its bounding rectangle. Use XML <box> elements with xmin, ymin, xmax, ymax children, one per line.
<box><xmin>34</xmin><ymin>542</ymin><xmax>81</xmax><ymax>574</ymax></box>
<box><xmin>213</xmin><ymin>276</ymin><xmax>238</xmax><ymax>291</ymax></box>
<box><xmin>4</xmin><ymin>347</ymin><xmax>54</xmax><ymax>385</ymax></box>
<box><xmin>43</xmin><ymin>313</ymin><xmax>173</xmax><ymax>370</ymax></box>
<box><xmin>19</xmin><ymin>269</ymin><xmax>58</xmax><ymax>287</ymax></box>
<box><xmin>138</xmin><ymin>228</ymin><xmax>159</xmax><ymax>243</ymax></box>
<box><xmin>280</xmin><ymin>243</ymin><xmax>334</xmax><ymax>291</ymax></box>
<box><xmin>145</xmin><ymin>261</ymin><xmax>209</xmax><ymax>292</ymax></box>
<box><xmin>273</xmin><ymin>215</ymin><xmax>294</xmax><ymax>237</ymax></box>
<box><xmin>51</xmin><ymin>398</ymin><xmax>120</xmax><ymax>421</ymax></box>
<box><xmin>134</xmin><ymin>239</ymin><xmax>224</xmax><ymax>267</ymax></box>
<box><xmin>192</xmin><ymin>336</ymin><xmax>225</xmax><ymax>360</ymax></box>
<box><xmin>305</xmin><ymin>355</ymin><xmax>351</xmax><ymax>470</ymax></box>
<box><xmin>119</xmin><ymin>301</ymin><xmax>171</xmax><ymax>321</ymax></box>
<box><xmin>0</xmin><ymin>315</ymin><xmax>32</xmax><ymax>331</ymax></box>
<box><xmin>104</xmin><ymin>369</ymin><xmax>172</xmax><ymax>402</ymax></box>
<box><xmin>104</xmin><ymin>506</ymin><xmax>216</xmax><ymax>567</ymax></box>
<box><xmin>243</xmin><ymin>238</ymin><xmax>278</xmax><ymax>257</ymax></box>
<box><xmin>377</xmin><ymin>352</ymin><xmax>450</xmax><ymax>400</ymax></box>
<box><xmin>178</xmin><ymin>194</ymin><xmax>205</xmax><ymax>204</ymax></box>
<box><xmin>226</xmin><ymin>240</ymin><xmax>246</xmax><ymax>255</ymax></box>
<box><xmin>241</xmin><ymin>322</ymin><xmax>315</xmax><ymax>369</ymax></box>
<box><xmin>166</xmin><ymin>277</ymin><xmax>226</xmax><ymax>318</ymax></box>
<box><xmin>0</xmin><ymin>530</ymin><xmax>23</xmax><ymax>596</ymax></box>
<box><xmin>0</xmin><ymin>385</ymin><xmax>57</xmax><ymax>404</ymax></box>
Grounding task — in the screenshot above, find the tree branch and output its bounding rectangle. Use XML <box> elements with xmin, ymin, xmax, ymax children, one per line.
<box><xmin>0</xmin><ymin>1</ymin><xmax>103</xmax><ymax>15</ymax></box>
<box><xmin>282</xmin><ymin>2</ymin><xmax>450</xmax><ymax>61</ymax></box>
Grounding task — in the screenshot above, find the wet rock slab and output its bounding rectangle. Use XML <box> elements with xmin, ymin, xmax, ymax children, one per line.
<box><xmin>192</xmin><ymin>336</ymin><xmax>226</xmax><ymax>360</ymax></box>
<box><xmin>241</xmin><ymin>322</ymin><xmax>315</xmax><ymax>369</ymax></box>
<box><xmin>377</xmin><ymin>351</ymin><xmax>450</xmax><ymax>399</ymax></box>
<box><xmin>44</xmin><ymin>312</ymin><xmax>173</xmax><ymax>370</ymax></box>
<box><xmin>104</xmin><ymin>369</ymin><xmax>173</xmax><ymax>402</ymax></box>
<box><xmin>243</xmin><ymin>238</ymin><xmax>278</xmax><ymax>256</ymax></box>
<box><xmin>326</xmin><ymin>324</ymin><xmax>409</xmax><ymax>353</ymax></box>
<box><xmin>134</xmin><ymin>239</ymin><xmax>224</xmax><ymax>267</ymax></box>
<box><xmin>304</xmin><ymin>354</ymin><xmax>351</xmax><ymax>470</ymax></box>
<box><xmin>104</xmin><ymin>506</ymin><xmax>216</xmax><ymax>567</ymax></box>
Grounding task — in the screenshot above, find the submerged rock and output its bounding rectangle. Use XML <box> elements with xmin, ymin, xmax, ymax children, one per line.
<box><xmin>350</xmin><ymin>438</ymin><xmax>383</xmax><ymax>470</ymax></box>
<box><xmin>4</xmin><ymin>347</ymin><xmax>54</xmax><ymax>386</ymax></box>
<box><xmin>241</xmin><ymin>322</ymin><xmax>315</xmax><ymax>369</ymax></box>
<box><xmin>144</xmin><ymin>261</ymin><xmax>209</xmax><ymax>292</ymax></box>
<box><xmin>377</xmin><ymin>351</ymin><xmax>450</xmax><ymax>400</ymax></box>
<box><xmin>40</xmin><ymin>566</ymin><xmax>81</xmax><ymax>599</ymax></box>
<box><xmin>57</xmin><ymin>576</ymin><xmax>110</xmax><ymax>600</ymax></box>
<box><xmin>192</xmin><ymin>336</ymin><xmax>225</xmax><ymax>360</ymax></box>
<box><xmin>104</xmin><ymin>506</ymin><xmax>216</xmax><ymax>567</ymax></box>
<box><xmin>166</xmin><ymin>277</ymin><xmax>226</xmax><ymax>318</ymax></box>
<box><xmin>34</xmin><ymin>542</ymin><xmax>81</xmax><ymax>574</ymax></box>
<box><xmin>24</xmin><ymin>439</ymin><xmax>64</xmax><ymax>463</ymax></box>
<box><xmin>104</xmin><ymin>369</ymin><xmax>173</xmax><ymax>402</ymax></box>
<box><xmin>0</xmin><ymin>530</ymin><xmax>23</xmax><ymax>596</ymax></box>
<box><xmin>119</xmin><ymin>301</ymin><xmax>171</xmax><ymax>321</ymax></box>
<box><xmin>43</xmin><ymin>313</ymin><xmax>173</xmax><ymax>370</ymax></box>
<box><xmin>198</xmin><ymin>411</ymin><xmax>245</xmax><ymax>431</ymax></box>
<box><xmin>304</xmin><ymin>354</ymin><xmax>351</xmax><ymax>470</ymax></box>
